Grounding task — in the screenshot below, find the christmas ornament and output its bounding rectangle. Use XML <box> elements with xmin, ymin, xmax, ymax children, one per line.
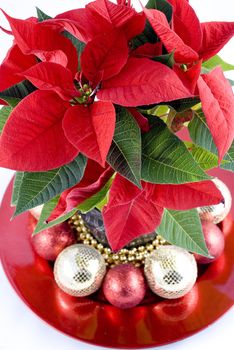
<box><xmin>194</xmin><ymin>221</ymin><xmax>225</xmax><ymax>264</ymax></box>
<box><xmin>102</xmin><ymin>264</ymin><xmax>146</xmax><ymax>309</ymax></box>
<box><xmin>81</xmin><ymin>208</ymin><xmax>157</xmax><ymax>247</ymax></box>
<box><xmin>69</xmin><ymin>213</ymin><xmax>166</xmax><ymax>267</ymax></box>
<box><xmin>198</xmin><ymin>178</ymin><xmax>232</xmax><ymax>224</ymax></box>
<box><xmin>29</xmin><ymin>204</ymin><xmax>43</xmax><ymax>220</ymax></box>
<box><xmin>54</xmin><ymin>244</ymin><xmax>106</xmax><ymax>297</ymax></box>
<box><xmin>144</xmin><ymin>246</ymin><xmax>197</xmax><ymax>299</ymax></box>
<box><xmin>31</xmin><ymin>222</ymin><xmax>76</xmax><ymax>261</ymax></box>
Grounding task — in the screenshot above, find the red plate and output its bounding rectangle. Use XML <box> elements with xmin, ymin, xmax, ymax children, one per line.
<box><xmin>1</xmin><ymin>176</ymin><xmax>234</xmax><ymax>349</ymax></box>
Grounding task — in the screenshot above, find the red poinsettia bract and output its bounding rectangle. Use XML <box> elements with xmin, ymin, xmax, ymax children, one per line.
<box><xmin>145</xmin><ymin>0</ymin><xmax>234</xmax><ymax>64</ymax></box>
<box><xmin>0</xmin><ymin>15</ymin><xmax>126</xmax><ymax>170</ymax></box>
<box><xmin>0</xmin><ymin>44</ymin><xmax>37</xmax><ymax>92</ymax></box>
<box><xmin>54</xmin><ymin>0</ymin><xmax>145</xmax><ymax>43</ymax></box>
<box><xmin>0</xmin><ymin>13</ymin><xmax>77</xmax><ymax>100</ymax></box>
<box><xmin>48</xmin><ymin>160</ymin><xmax>114</xmax><ymax>221</ymax></box>
<box><xmin>103</xmin><ymin>175</ymin><xmax>223</xmax><ymax>251</ymax></box>
<box><xmin>143</xmin><ymin>0</ymin><xmax>234</xmax><ymax>162</ymax></box>
<box><xmin>0</xmin><ymin>8</ymin><xmax>192</xmax><ymax>172</ymax></box>
<box><xmin>197</xmin><ymin>68</ymin><xmax>234</xmax><ymax>163</ymax></box>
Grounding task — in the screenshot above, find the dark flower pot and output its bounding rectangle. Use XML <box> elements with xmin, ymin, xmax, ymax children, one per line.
<box><xmin>81</xmin><ymin>208</ymin><xmax>157</xmax><ymax>248</ymax></box>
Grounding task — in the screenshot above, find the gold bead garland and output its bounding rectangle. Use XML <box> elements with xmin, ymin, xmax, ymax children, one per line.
<box><xmin>68</xmin><ymin>213</ymin><xmax>167</xmax><ymax>268</ymax></box>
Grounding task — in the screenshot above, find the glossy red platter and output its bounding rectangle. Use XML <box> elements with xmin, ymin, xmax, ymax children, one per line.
<box><xmin>1</xmin><ymin>177</ymin><xmax>234</xmax><ymax>349</ymax></box>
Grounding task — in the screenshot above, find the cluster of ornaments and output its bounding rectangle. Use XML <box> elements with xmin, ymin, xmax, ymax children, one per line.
<box><xmin>30</xmin><ymin>178</ymin><xmax>231</xmax><ymax>309</ymax></box>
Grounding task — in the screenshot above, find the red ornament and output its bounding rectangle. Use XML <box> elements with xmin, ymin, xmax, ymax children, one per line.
<box><xmin>102</xmin><ymin>264</ymin><xmax>146</xmax><ymax>309</ymax></box>
<box><xmin>194</xmin><ymin>221</ymin><xmax>225</xmax><ymax>264</ymax></box>
<box><xmin>31</xmin><ymin>222</ymin><xmax>76</xmax><ymax>261</ymax></box>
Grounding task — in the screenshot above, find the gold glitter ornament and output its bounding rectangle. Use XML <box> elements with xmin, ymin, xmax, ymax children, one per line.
<box><xmin>54</xmin><ymin>244</ymin><xmax>106</xmax><ymax>297</ymax></box>
<box><xmin>144</xmin><ymin>246</ymin><xmax>197</xmax><ymax>299</ymax></box>
<box><xmin>197</xmin><ymin>178</ymin><xmax>232</xmax><ymax>224</ymax></box>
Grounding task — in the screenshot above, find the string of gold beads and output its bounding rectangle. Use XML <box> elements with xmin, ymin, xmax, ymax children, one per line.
<box><xmin>68</xmin><ymin>213</ymin><xmax>167</xmax><ymax>268</ymax></box>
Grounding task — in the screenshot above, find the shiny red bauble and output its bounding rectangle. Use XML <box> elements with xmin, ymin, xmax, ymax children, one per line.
<box><xmin>194</xmin><ymin>221</ymin><xmax>225</xmax><ymax>264</ymax></box>
<box><xmin>31</xmin><ymin>222</ymin><xmax>76</xmax><ymax>261</ymax></box>
<box><xmin>102</xmin><ymin>264</ymin><xmax>147</xmax><ymax>309</ymax></box>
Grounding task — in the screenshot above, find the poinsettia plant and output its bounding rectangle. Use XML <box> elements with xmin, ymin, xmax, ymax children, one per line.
<box><xmin>0</xmin><ymin>0</ymin><xmax>234</xmax><ymax>254</ymax></box>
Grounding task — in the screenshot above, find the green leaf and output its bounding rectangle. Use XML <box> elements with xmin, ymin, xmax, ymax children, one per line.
<box><xmin>228</xmin><ymin>79</ymin><xmax>234</xmax><ymax>86</ymax></box>
<box><xmin>188</xmin><ymin>143</ymin><xmax>229</xmax><ymax>170</ymax></box>
<box><xmin>139</xmin><ymin>104</ymin><xmax>169</xmax><ymax>117</ymax></box>
<box><xmin>188</xmin><ymin>109</ymin><xmax>217</xmax><ymax>154</ymax></box>
<box><xmin>168</xmin><ymin>97</ymin><xmax>201</xmax><ymax>112</ymax></box>
<box><xmin>151</xmin><ymin>51</ymin><xmax>174</xmax><ymax>68</ymax></box>
<box><xmin>14</xmin><ymin>154</ymin><xmax>87</xmax><ymax>216</ymax></box>
<box><xmin>78</xmin><ymin>176</ymin><xmax>113</xmax><ymax>213</ymax></box>
<box><xmin>146</xmin><ymin>0</ymin><xmax>172</xmax><ymax>23</ymax></box>
<box><xmin>11</xmin><ymin>172</ymin><xmax>24</xmax><ymax>206</ymax></box>
<box><xmin>62</xmin><ymin>31</ymin><xmax>85</xmax><ymax>71</ymax></box>
<box><xmin>157</xmin><ymin>208</ymin><xmax>209</xmax><ymax>256</ymax></box>
<box><xmin>202</xmin><ymin>55</ymin><xmax>234</xmax><ymax>72</ymax></box>
<box><xmin>34</xmin><ymin>196</ymin><xmax>59</xmax><ymax>234</ymax></box>
<box><xmin>189</xmin><ymin>144</ymin><xmax>219</xmax><ymax>170</ymax></box>
<box><xmin>33</xmin><ymin>196</ymin><xmax>79</xmax><ymax>234</ymax></box>
<box><xmin>221</xmin><ymin>142</ymin><xmax>234</xmax><ymax>171</ymax></box>
<box><xmin>0</xmin><ymin>106</ymin><xmax>12</xmax><ymax>133</ymax></box>
<box><xmin>36</xmin><ymin>7</ymin><xmax>52</xmax><ymax>21</ymax></box>
<box><xmin>131</xmin><ymin>20</ymin><xmax>158</xmax><ymax>50</ymax></box>
<box><xmin>141</xmin><ymin>119</ymin><xmax>210</xmax><ymax>184</ymax></box>
<box><xmin>201</xmin><ymin>67</ymin><xmax>210</xmax><ymax>75</ymax></box>
<box><xmin>188</xmin><ymin>109</ymin><xmax>234</xmax><ymax>172</ymax></box>
<box><xmin>140</xmin><ymin>97</ymin><xmax>200</xmax><ymax>114</ymax></box>
<box><xmin>107</xmin><ymin>107</ymin><xmax>142</xmax><ymax>187</ymax></box>
<box><xmin>0</xmin><ymin>97</ymin><xmax>20</xmax><ymax>108</ymax></box>
<box><xmin>95</xmin><ymin>196</ymin><xmax>108</xmax><ymax>211</ymax></box>
<box><xmin>146</xmin><ymin>0</ymin><xmax>157</xmax><ymax>8</ymax></box>
<box><xmin>0</xmin><ymin>80</ymin><xmax>36</xmax><ymax>106</ymax></box>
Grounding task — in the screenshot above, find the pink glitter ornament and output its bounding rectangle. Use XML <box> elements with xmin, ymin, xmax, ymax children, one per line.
<box><xmin>194</xmin><ymin>221</ymin><xmax>225</xmax><ymax>264</ymax></box>
<box><xmin>31</xmin><ymin>222</ymin><xmax>76</xmax><ymax>261</ymax></box>
<box><xmin>103</xmin><ymin>264</ymin><xmax>146</xmax><ymax>309</ymax></box>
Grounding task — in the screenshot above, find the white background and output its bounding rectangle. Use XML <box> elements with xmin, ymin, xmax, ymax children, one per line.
<box><xmin>0</xmin><ymin>1</ymin><xmax>234</xmax><ymax>349</ymax></box>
